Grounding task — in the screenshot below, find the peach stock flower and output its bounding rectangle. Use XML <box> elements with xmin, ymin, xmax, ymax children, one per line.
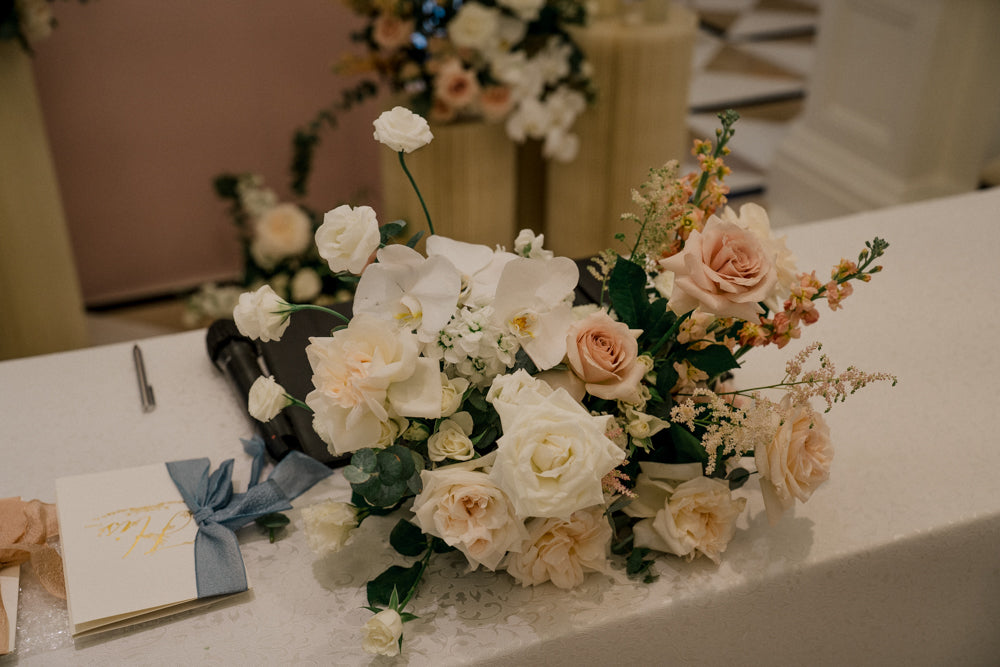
<box><xmin>565</xmin><ymin>310</ymin><xmax>645</xmax><ymax>403</ymax></box>
<box><xmin>659</xmin><ymin>216</ymin><xmax>778</xmax><ymax>321</ymax></box>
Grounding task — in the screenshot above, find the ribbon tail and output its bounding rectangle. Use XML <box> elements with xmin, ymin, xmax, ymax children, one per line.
<box><xmin>193</xmin><ymin>523</ymin><xmax>247</xmax><ymax>598</ymax></box>
<box><xmin>267</xmin><ymin>451</ymin><xmax>334</xmax><ymax>499</ymax></box>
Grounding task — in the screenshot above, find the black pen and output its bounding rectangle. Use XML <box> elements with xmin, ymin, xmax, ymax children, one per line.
<box><xmin>133</xmin><ymin>344</ymin><xmax>156</xmax><ymax>412</ymax></box>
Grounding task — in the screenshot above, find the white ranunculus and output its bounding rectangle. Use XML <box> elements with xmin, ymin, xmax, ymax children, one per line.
<box><xmin>233</xmin><ymin>285</ymin><xmax>290</xmax><ymax>342</ymax></box>
<box><xmin>427</xmin><ymin>412</ymin><xmax>475</xmax><ymax>462</ymax></box>
<box><xmin>354</xmin><ymin>244</ymin><xmax>462</xmax><ymax>342</ymax></box>
<box><xmin>249</xmin><ymin>203</ymin><xmax>313</xmax><ymax>269</ymax></box>
<box><xmin>373</xmin><ymin>106</ymin><xmax>434</xmax><ymax>153</ymax></box>
<box><xmin>487</xmin><ymin>379</ymin><xmax>624</xmax><ymax>519</ymax></box>
<box><xmin>305</xmin><ymin>313</ymin><xmax>442</xmax><ymax>455</ymax></box>
<box><xmin>315</xmin><ymin>204</ymin><xmax>381</xmax><ymax>275</ymax></box>
<box><xmin>361</xmin><ymin>609</ymin><xmax>403</xmax><ymax>657</ymax></box>
<box><xmin>492</xmin><ymin>256</ymin><xmax>579</xmax><ymax>370</ymax></box>
<box><xmin>290</xmin><ymin>267</ymin><xmax>323</xmax><ymax>303</ymax></box>
<box><xmin>248</xmin><ymin>375</ymin><xmax>289</xmax><ymax>422</ymax></box>
<box><xmin>300</xmin><ymin>500</ymin><xmax>359</xmax><ymax>555</ymax></box>
<box><xmin>504</xmin><ymin>505</ymin><xmax>612</xmax><ymax>589</ymax></box>
<box><xmin>411</xmin><ymin>467</ymin><xmax>528</xmax><ymax>570</ymax></box>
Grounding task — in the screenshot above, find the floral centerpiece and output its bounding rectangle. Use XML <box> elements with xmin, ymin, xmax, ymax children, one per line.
<box><xmin>234</xmin><ymin>107</ymin><xmax>895</xmax><ymax>657</ymax></box>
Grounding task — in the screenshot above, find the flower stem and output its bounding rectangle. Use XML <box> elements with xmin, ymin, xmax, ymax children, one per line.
<box><xmin>691</xmin><ymin>109</ymin><xmax>739</xmax><ymax>208</ymax></box>
<box><xmin>284</xmin><ymin>395</ymin><xmax>313</xmax><ymax>413</ymax></box>
<box><xmin>398</xmin><ymin>542</ymin><xmax>434</xmax><ymax>612</ymax></box>
<box><xmin>282</xmin><ymin>303</ymin><xmax>350</xmax><ymax>325</ymax></box>
<box><xmin>398</xmin><ymin>151</ymin><xmax>435</xmax><ymax>236</ymax></box>
<box><xmin>648</xmin><ymin>310</ymin><xmax>691</xmax><ymax>357</ymax></box>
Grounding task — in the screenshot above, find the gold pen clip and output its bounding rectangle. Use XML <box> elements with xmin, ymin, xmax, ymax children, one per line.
<box><xmin>133</xmin><ymin>344</ymin><xmax>156</xmax><ymax>412</ymax></box>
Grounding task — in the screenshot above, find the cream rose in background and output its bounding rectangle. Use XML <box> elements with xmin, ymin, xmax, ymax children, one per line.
<box><xmin>411</xmin><ymin>467</ymin><xmax>529</xmax><ymax>571</ymax></box>
<box><xmin>249</xmin><ymin>202</ymin><xmax>313</xmax><ymax>269</ymax></box>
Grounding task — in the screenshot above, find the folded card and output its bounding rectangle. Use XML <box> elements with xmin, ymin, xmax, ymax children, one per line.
<box><xmin>55</xmin><ymin>462</ymin><xmax>240</xmax><ymax>637</ymax></box>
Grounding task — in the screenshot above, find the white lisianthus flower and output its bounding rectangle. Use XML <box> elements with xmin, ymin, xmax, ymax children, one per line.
<box><xmin>290</xmin><ymin>267</ymin><xmax>323</xmax><ymax>303</ymax></box>
<box><xmin>248</xmin><ymin>375</ymin><xmax>290</xmax><ymax>422</ymax></box>
<box><xmin>504</xmin><ymin>505</ymin><xmax>612</xmax><ymax>589</ymax></box>
<box><xmin>427</xmin><ymin>412</ymin><xmax>475</xmax><ymax>462</ymax></box>
<box><xmin>513</xmin><ymin>229</ymin><xmax>553</xmax><ymax>260</ymax></box>
<box><xmin>354</xmin><ymin>244</ymin><xmax>462</xmax><ymax>342</ymax></box>
<box><xmin>300</xmin><ymin>500</ymin><xmax>359</xmax><ymax>555</ymax></box>
<box><xmin>625</xmin><ymin>462</ymin><xmax>746</xmax><ymax>564</ymax></box>
<box><xmin>411</xmin><ymin>467</ymin><xmax>528</xmax><ymax>570</ymax></box>
<box><xmin>373</xmin><ymin>106</ymin><xmax>434</xmax><ymax>153</ymax></box>
<box><xmin>305</xmin><ymin>313</ymin><xmax>443</xmax><ymax>455</ymax></box>
<box><xmin>492</xmin><ymin>256</ymin><xmax>579</xmax><ymax>370</ymax></box>
<box><xmin>361</xmin><ymin>609</ymin><xmax>403</xmax><ymax>657</ymax></box>
<box><xmin>487</xmin><ymin>376</ymin><xmax>625</xmax><ymax>519</ymax></box>
<box><xmin>315</xmin><ymin>204</ymin><xmax>381</xmax><ymax>275</ymax></box>
<box><xmin>233</xmin><ymin>284</ymin><xmax>290</xmax><ymax>342</ymax></box>
<box><xmin>249</xmin><ymin>203</ymin><xmax>313</xmax><ymax>269</ymax></box>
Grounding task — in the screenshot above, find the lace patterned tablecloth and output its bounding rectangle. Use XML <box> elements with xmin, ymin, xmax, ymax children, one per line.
<box><xmin>2</xmin><ymin>188</ymin><xmax>1000</xmax><ymax>665</ymax></box>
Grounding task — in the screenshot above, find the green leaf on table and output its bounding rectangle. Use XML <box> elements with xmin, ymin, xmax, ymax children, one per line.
<box><xmin>390</xmin><ymin>519</ymin><xmax>428</xmax><ymax>557</ymax></box>
<box><xmin>368</xmin><ymin>563</ymin><xmax>423</xmax><ymax>608</ymax></box>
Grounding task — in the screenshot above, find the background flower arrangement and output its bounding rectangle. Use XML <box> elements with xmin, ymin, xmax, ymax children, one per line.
<box><xmin>235</xmin><ymin>107</ymin><xmax>895</xmax><ymax>657</ymax></box>
<box><xmin>1</xmin><ymin>0</ymin><xmax>88</xmax><ymax>53</ymax></box>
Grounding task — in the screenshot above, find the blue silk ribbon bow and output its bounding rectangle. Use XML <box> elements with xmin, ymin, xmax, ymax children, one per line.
<box><xmin>166</xmin><ymin>437</ymin><xmax>332</xmax><ymax>598</ymax></box>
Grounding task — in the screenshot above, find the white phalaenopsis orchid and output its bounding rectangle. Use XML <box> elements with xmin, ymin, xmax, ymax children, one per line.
<box><xmin>354</xmin><ymin>244</ymin><xmax>463</xmax><ymax>342</ymax></box>
<box><xmin>425</xmin><ymin>235</ymin><xmax>517</xmax><ymax>308</ymax></box>
<box><xmin>491</xmin><ymin>256</ymin><xmax>579</xmax><ymax>370</ymax></box>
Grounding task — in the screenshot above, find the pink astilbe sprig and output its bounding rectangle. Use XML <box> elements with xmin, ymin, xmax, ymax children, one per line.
<box><xmin>782</xmin><ymin>342</ymin><xmax>897</xmax><ymax>412</ymax></box>
<box><xmin>602</xmin><ymin>468</ymin><xmax>636</xmax><ymax>498</ymax></box>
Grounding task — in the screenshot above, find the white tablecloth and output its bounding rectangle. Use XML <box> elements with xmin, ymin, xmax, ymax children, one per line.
<box><xmin>3</xmin><ymin>188</ymin><xmax>1000</xmax><ymax>665</ymax></box>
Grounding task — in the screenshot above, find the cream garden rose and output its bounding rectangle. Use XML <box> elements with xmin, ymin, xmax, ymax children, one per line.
<box><xmin>301</xmin><ymin>500</ymin><xmax>359</xmax><ymax>555</ymax></box>
<box><xmin>361</xmin><ymin>608</ymin><xmax>403</xmax><ymax>656</ymax></box>
<box><xmin>249</xmin><ymin>203</ymin><xmax>313</xmax><ymax>269</ymax></box>
<box><xmin>305</xmin><ymin>313</ymin><xmax>442</xmax><ymax>455</ymax></box>
<box><xmin>426</xmin><ymin>412</ymin><xmax>475</xmax><ymax>462</ymax></box>
<box><xmin>504</xmin><ymin>505</ymin><xmax>612</xmax><ymax>589</ymax></box>
<box><xmin>373</xmin><ymin>106</ymin><xmax>434</xmax><ymax>153</ymax></box>
<box><xmin>315</xmin><ymin>204</ymin><xmax>381</xmax><ymax>275</ymax></box>
<box><xmin>487</xmin><ymin>375</ymin><xmax>625</xmax><ymax>519</ymax></box>
<box><xmin>247</xmin><ymin>375</ymin><xmax>289</xmax><ymax>422</ymax></box>
<box><xmin>565</xmin><ymin>310</ymin><xmax>645</xmax><ymax>403</ymax></box>
<box><xmin>659</xmin><ymin>216</ymin><xmax>778</xmax><ymax>321</ymax></box>
<box><xmin>411</xmin><ymin>467</ymin><xmax>528</xmax><ymax>571</ymax></box>
<box><xmin>756</xmin><ymin>397</ymin><xmax>833</xmax><ymax>523</ymax></box>
<box><xmin>233</xmin><ymin>284</ymin><xmax>290</xmax><ymax>342</ymax></box>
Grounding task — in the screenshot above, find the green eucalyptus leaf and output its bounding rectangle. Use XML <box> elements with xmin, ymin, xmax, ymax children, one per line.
<box><xmin>390</xmin><ymin>519</ymin><xmax>428</xmax><ymax>557</ymax></box>
<box><xmin>351</xmin><ymin>448</ymin><xmax>379</xmax><ymax>473</ymax></box>
<box><xmin>342</xmin><ymin>465</ymin><xmax>372</xmax><ymax>485</ymax></box>
<box><xmin>380</xmin><ymin>220</ymin><xmax>407</xmax><ymax>244</ymax></box>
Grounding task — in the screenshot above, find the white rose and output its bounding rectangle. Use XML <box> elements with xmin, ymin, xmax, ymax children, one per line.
<box><xmin>440</xmin><ymin>374</ymin><xmax>470</xmax><ymax>417</ymax></box>
<box><xmin>232</xmin><ymin>285</ymin><xmax>290</xmax><ymax>342</ymax></box>
<box><xmin>447</xmin><ymin>2</ymin><xmax>500</xmax><ymax>51</ymax></box>
<box><xmin>300</xmin><ymin>500</ymin><xmax>359</xmax><ymax>555</ymax></box>
<box><xmin>427</xmin><ymin>412</ymin><xmax>475</xmax><ymax>462</ymax></box>
<box><xmin>290</xmin><ymin>267</ymin><xmax>323</xmax><ymax>303</ymax></box>
<box><xmin>504</xmin><ymin>505</ymin><xmax>612</xmax><ymax>589</ymax></box>
<box><xmin>627</xmin><ymin>464</ymin><xmax>746</xmax><ymax>564</ymax></box>
<box><xmin>411</xmin><ymin>467</ymin><xmax>528</xmax><ymax>570</ymax></box>
<box><xmin>488</xmin><ymin>382</ymin><xmax>624</xmax><ymax>519</ymax></box>
<box><xmin>305</xmin><ymin>313</ymin><xmax>442</xmax><ymax>455</ymax></box>
<box><xmin>248</xmin><ymin>375</ymin><xmax>289</xmax><ymax>422</ymax></box>
<box><xmin>315</xmin><ymin>204</ymin><xmax>381</xmax><ymax>275</ymax></box>
<box><xmin>756</xmin><ymin>398</ymin><xmax>833</xmax><ymax>524</ymax></box>
<box><xmin>373</xmin><ymin>106</ymin><xmax>434</xmax><ymax>153</ymax></box>
<box><xmin>361</xmin><ymin>608</ymin><xmax>403</xmax><ymax>657</ymax></box>
<box><xmin>249</xmin><ymin>203</ymin><xmax>313</xmax><ymax>268</ymax></box>
<box><xmin>374</xmin><ymin>413</ymin><xmax>409</xmax><ymax>449</ymax></box>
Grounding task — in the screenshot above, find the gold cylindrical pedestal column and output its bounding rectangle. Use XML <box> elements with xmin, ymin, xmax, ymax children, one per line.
<box><xmin>379</xmin><ymin>120</ymin><xmax>518</xmax><ymax>249</ymax></box>
<box><xmin>0</xmin><ymin>41</ymin><xmax>89</xmax><ymax>360</ymax></box>
<box><xmin>544</xmin><ymin>5</ymin><xmax>697</xmax><ymax>259</ymax></box>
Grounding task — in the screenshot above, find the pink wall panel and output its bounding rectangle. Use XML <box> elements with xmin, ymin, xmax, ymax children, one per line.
<box><xmin>31</xmin><ymin>0</ymin><xmax>384</xmax><ymax>305</ymax></box>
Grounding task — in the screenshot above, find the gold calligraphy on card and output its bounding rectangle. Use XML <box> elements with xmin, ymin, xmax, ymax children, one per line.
<box><xmin>85</xmin><ymin>501</ymin><xmax>194</xmax><ymax>559</ymax></box>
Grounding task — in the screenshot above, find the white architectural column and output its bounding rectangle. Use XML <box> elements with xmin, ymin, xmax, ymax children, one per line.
<box><xmin>766</xmin><ymin>0</ymin><xmax>1000</xmax><ymax>225</ymax></box>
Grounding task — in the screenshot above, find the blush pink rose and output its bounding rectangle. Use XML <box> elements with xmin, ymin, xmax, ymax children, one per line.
<box><xmin>659</xmin><ymin>217</ymin><xmax>778</xmax><ymax>321</ymax></box>
<box><xmin>565</xmin><ymin>310</ymin><xmax>644</xmax><ymax>402</ymax></box>
<box><xmin>434</xmin><ymin>59</ymin><xmax>480</xmax><ymax>110</ymax></box>
<box><xmin>372</xmin><ymin>14</ymin><xmax>414</xmax><ymax>50</ymax></box>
